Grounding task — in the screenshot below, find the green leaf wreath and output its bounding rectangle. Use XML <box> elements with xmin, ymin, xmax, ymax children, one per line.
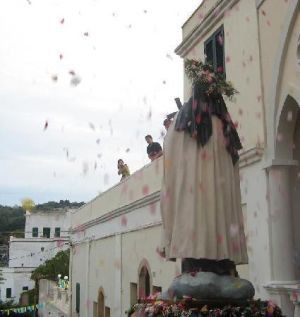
<box><xmin>184</xmin><ymin>59</ymin><xmax>238</xmax><ymax>100</ymax></box>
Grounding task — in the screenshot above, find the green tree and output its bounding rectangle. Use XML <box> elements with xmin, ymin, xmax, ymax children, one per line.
<box><xmin>31</xmin><ymin>249</ymin><xmax>70</xmax><ymax>281</ymax></box>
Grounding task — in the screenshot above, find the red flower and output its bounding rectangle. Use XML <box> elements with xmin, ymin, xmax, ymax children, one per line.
<box><xmin>195</xmin><ymin>114</ymin><xmax>202</xmax><ymax>124</ymax></box>
<box><xmin>217</xmin><ymin>66</ymin><xmax>224</xmax><ymax>73</ymax></box>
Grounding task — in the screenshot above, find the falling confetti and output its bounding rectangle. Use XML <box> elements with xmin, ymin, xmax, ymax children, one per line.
<box><xmin>60</xmin><ymin>18</ymin><xmax>65</xmax><ymax>24</ymax></box>
<box><xmin>197</xmin><ymin>12</ymin><xmax>204</xmax><ymax>20</ymax></box>
<box><xmin>162</xmin><ymin>80</ymin><xmax>166</xmax><ymax>85</ymax></box>
<box><xmin>59</xmin><ymin>54</ymin><xmax>63</xmax><ymax>60</ymax></box>
<box><xmin>225</xmin><ymin>56</ymin><xmax>231</xmax><ymax>63</ymax></box>
<box><xmin>43</xmin><ymin>120</ymin><xmax>48</xmax><ymax>130</ymax></box>
<box><xmin>166</xmin><ymin>53</ymin><xmax>173</xmax><ymax>60</ymax></box>
<box><xmin>287</xmin><ymin>111</ymin><xmax>293</xmax><ymax>122</ymax></box>
<box><xmin>83</xmin><ymin>32</ymin><xmax>89</xmax><ymax>36</ymax></box>
<box><xmin>94</xmin><ymin>162</ymin><xmax>97</xmax><ymax>170</ymax></box>
<box><xmin>63</xmin><ymin>147</ymin><xmax>69</xmax><ymax>158</ymax></box>
<box><xmin>69</xmin><ymin>70</ymin><xmax>76</xmax><ymax>76</ymax></box>
<box><xmin>125</xmin><ymin>148</ymin><xmax>130</xmax><ymax>153</ymax></box>
<box><xmin>146</xmin><ymin>108</ymin><xmax>152</xmax><ymax>120</ymax></box>
<box><xmin>82</xmin><ymin>161</ymin><xmax>89</xmax><ymax>175</ymax></box>
<box><xmin>51</xmin><ymin>74</ymin><xmax>58</xmax><ymax>82</ymax></box>
<box><xmin>143</xmin><ymin>10</ymin><xmax>147</xmax><ymax>14</ymax></box>
<box><xmin>149</xmin><ymin>203</ymin><xmax>156</xmax><ymax>215</ymax></box>
<box><xmin>108</xmin><ymin>119</ymin><xmax>113</xmax><ymax>135</ymax></box>
<box><xmin>96</xmin><ymin>138</ymin><xmax>101</xmax><ymax>144</ymax></box>
<box><xmin>230</xmin><ymin>224</ymin><xmax>239</xmax><ymax>237</ymax></box>
<box><xmin>70</xmin><ymin>75</ymin><xmax>81</xmax><ymax>86</ymax></box>
<box><xmin>142</xmin><ymin>185</ymin><xmax>149</xmax><ymax>195</ymax></box>
<box><xmin>217</xmin><ymin>34</ymin><xmax>224</xmax><ymax>46</ymax></box>
<box><xmin>121</xmin><ymin>215</ymin><xmax>127</xmax><ymax>227</ymax></box>
<box><xmin>276</xmin><ymin>133</ymin><xmax>283</xmax><ymax>142</ymax></box>
<box><xmin>89</xmin><ymin>122</ymin><xmax>95</xmax><ymax>131</ymax></box>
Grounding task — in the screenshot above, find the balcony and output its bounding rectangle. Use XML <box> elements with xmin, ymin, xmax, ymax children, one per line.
<box><xmin>39</xmin><ymin>279</ymin><xmax>69</xmax><ymax>316</ymax></box>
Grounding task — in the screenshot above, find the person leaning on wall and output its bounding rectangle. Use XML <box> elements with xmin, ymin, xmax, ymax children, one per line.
<box><xmin>117</xmin><ymin>159</ymin><xmax>130</xmax><ymax>181</ymax></box>
<box><xmin>145</xmin><ymin>135</ymin><xmax>163</xmax><ymax>161</ymax></box>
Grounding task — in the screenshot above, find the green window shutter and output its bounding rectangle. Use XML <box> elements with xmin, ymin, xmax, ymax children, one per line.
<box><xmin>43</xmin><ymin>227</ymin><xmax>50</xmax><ymax>238</ymax></box>
<box><xmin>6</xmin><ymin>288</ymin><xmax>12</xmax><ymax>298</ymax></box>
<box><xmin>204</xmin><ymin>25</ymin><xmax>225</xmax><ymax>75</ymax></box>
<box><xmin>55</xmin><ymin>227</ymin><xmax>61</xmax><ymax>237</ymax></box>
<box><xmin>32</xmin><ymin>227</ymin><xmax>38</xmax><ymax>237</ymax></box>
<box><xmin>76</xmin><ymin>283</ymin><xmax>80</xmax><ymax>314</ymax></box>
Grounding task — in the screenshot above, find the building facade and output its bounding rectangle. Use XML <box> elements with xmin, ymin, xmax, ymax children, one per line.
<box><xmin>0</xmin><ymin>210</ymin><xmax>70</xmax><ymax>303</ymax></box>
<box><xmin>69</xmin><ymin>0</ymin><xmax>300</xmax><ymax>316</ymax></box>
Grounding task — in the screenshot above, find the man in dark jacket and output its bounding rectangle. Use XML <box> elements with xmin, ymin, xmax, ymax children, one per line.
<box><xmin>145</xmin><ymin>135</ymin><xmax>162</xmax><ymax>161</ymax></box>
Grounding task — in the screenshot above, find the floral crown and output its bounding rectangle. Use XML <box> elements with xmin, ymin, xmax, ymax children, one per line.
<box><xmin>184</xmin><ymin>59</ymin><xmax>238</xmax><ymax>100</ymax></box>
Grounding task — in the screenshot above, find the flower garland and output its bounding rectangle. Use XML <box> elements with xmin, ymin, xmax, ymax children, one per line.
<box><xmin>184</xmin><ymin>59</ymin><xmax>238</xmax><ymax>100</ymax></box>
<box><xmin>127</xmin><ymin>296</ymin><xmax>283</xmax><ymax>317</ymax></box>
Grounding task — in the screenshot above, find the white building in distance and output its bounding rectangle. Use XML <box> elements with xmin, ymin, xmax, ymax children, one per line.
<box><xmin>0</xmin><ymin>209</ymin><xmax>71</xmax><ymax>304</ymax></box>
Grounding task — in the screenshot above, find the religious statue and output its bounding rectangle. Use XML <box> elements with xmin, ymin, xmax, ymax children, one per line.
<box><xmin>160</xmin><ymin>60</ymin><xmax>248</xmax><ymax>277</ymax></box>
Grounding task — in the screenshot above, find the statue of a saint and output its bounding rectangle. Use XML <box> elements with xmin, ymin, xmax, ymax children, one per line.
<box><xmin>160</xmin><ymin>60</ymin><xmax>248</xmax><ymax>275</ymax></box>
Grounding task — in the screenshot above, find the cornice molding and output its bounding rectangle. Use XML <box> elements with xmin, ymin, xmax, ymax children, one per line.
<box><xmin>71</xmin><ymin>191</ymin><xmax>161</xmax><ymax>232</ymax></box>
<box><xmin>175</xmin><ymin>0</ymin><xmax>239</xmax><ymax>58</ymax></box>
<box><xmin>239</xmin><ymin>146</ymin><xmax>264</xmax><ymax>168</ymax></box>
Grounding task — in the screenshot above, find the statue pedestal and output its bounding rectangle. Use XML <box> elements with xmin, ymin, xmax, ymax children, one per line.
<box><xmin>158</xmin><ymin>271</ymin><xmax>255</xmax><ymax>303</ymax></box>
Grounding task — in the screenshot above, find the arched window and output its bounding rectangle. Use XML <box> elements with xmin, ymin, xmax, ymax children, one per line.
<box><xmin>138</xmin><ymin>260</ymin><xmax>152</xmax><ymax>299</ymax></box>
<box><xmin>98</xmin><ymin>288</ymin><xmax>105</xmax><ymax>317</ymax></box>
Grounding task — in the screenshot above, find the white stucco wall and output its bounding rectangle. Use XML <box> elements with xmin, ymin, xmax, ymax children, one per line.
<box><xmin>0</xmin><ymin>268</ymin><xmax>34</xmax><ymax>303</ymax></box>
<box><xmin>25</xmin><ymin>210</ymin><xmax>71</xmax><ymax>239</ymax></box>
<box><xmin>9</xmin><ymin>238</ymin><xmax>69</xmax><ymax>268</ymax></box>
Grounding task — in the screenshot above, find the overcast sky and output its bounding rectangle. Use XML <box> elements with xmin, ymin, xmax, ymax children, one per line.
<box><xmin>0</xmin><ymin>0</ymin><xmax>202</xmax><ymax>206</ymax></box>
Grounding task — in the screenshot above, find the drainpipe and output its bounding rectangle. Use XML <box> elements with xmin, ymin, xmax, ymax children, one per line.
<box><xmin>86</xmin><ymin>239</ymin><xmax>91</xmax><ymax>317</ymax></box>
<box><xmin>68</xmin><ymin>243</ymin><xmax>73</xmax><ymax>317</ymax></box>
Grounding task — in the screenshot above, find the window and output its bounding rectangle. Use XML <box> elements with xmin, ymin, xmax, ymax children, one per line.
<box><xmin>93</xmin><ymin>302</ymin><xmax>98</xmax><ymax>317</ymax></box>
<box><xmin>6</xmin><ymin>288</ymin><xmax>12</xmax><ymax>298</ymax></box>
<box><xmin>98</xmin><ymin>289</ymin><xmax>105</xmax><ymax>317</ymax></box>
<box><xmin>204</xmin><ymin>26</ymin><xmax>225</xmax><ymax>75</ymax></box>
<box><xmin>32</xmin><ymin>227</ymin><xmax>38</xmax><ymax>237</ymax></box>
<box><xmin>105</xmin><ymin>307</ymin><xmax>110</xmax><ymax>317</ymax></box>
<box><xmin>54</xmin><ymin>227</ymin><xmax>61</xmax><ymax>237</ymax></box>
<box><xmin>76</xmin><ymin>283</ymin><xmax>80</xmax><ymax>314</ymax></box>
<box><xmin>138</xmin><ymin>266</ymin><xmax>151</xmax><ymax>299</ymax></box>
<box><xmin>43</xmin><ymin>227</ymin><xmax>50</xmax><ymax>238</ymax></box>
<box><xmin>22</xmin><ymin>286</ymin><xmax>28</xmax><ymax>291</ymax></box>
<box><xmin>130</xmin><ymin>283</ymin><xmax>137</xmax><ymax>306</ymax></box>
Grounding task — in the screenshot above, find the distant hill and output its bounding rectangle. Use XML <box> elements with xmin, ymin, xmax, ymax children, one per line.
<box><xmin>0</xmin><ymin>200</ymin><xmax>85</xmax><ymax>245</ymax></box>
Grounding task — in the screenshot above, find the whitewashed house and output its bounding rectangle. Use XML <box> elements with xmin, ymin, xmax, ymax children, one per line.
<box><xmin>0</xmin><ymin>209</ymin><xmax>70</xmax><ymax>304</ymax></box>
<box><xmin>69</xmin><ymin>0</ymin><xmax>300</xmax><ymax>316</ymax></box>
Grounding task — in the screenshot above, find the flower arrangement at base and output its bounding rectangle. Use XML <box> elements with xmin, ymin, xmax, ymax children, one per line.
<box><xmin>126</xmin><ymin>295</ymin><xmax>284</xmax><ymax>317</ymax></box>
<box><xmin>184</xmin><ymin>59</ymin><xmax>238</xmax><ymax>100</ymax></box>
